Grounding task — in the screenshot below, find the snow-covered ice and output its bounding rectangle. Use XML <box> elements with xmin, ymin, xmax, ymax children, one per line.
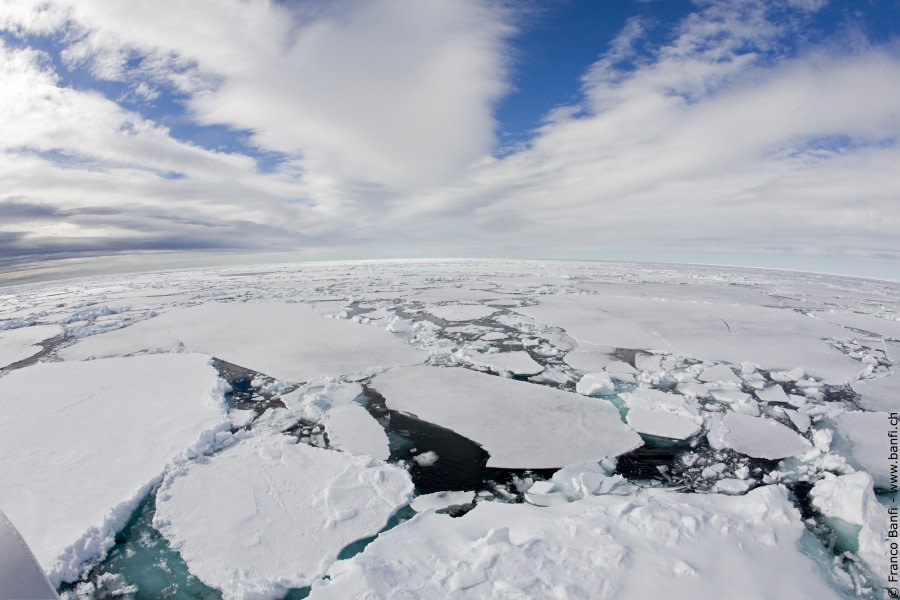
<box><xmin>0</xmin><ymin>353</ymin><xmax>228</xmax><ymax>585</ymax></box>
<box><xmin>0</xmin><ymin>324</ymin><xmax>59</xmax><ymax>368</ymax></box>
<box><xmin>58</xmin><ymin>302</ymin><xmax>426</xmax><ymax>382</ymax></box>
<box><xmin>707</xmin><ymin>413</ymin><xmax>812</xmax><ymax>459</ymax></box>
<box><xmin>323</xmin><ymin>403</ymin><xmax>391</xmax><ymax>461</ymax></box>
<box><xmin>374</xmin><ymin>366</ymin><xmax>643</xmax><ymax>468</ymax></box>
<box><xmin>426</xmin><ymin>304</ymin><xmax>498</xmax><ymax>322</ymax></box>
<box><xmin>410</xmin><ymin>491</ymin><xmax>475</xmax><ymax>513</ymax></box>
<box><xmin>154</xmin><ymin>433</ymin><xmax>413</xmax><ymax>599</ymax></box>
<box><xmin>310</xmin><ymin>485</ymin><xmax>844</xmax><ymax>599</ymax></box>
<box><xmin>828</xmin><ymin>411</ymin><xmax>891</xmax><ymax>489</ymax></box>
<box><xmin>620</xmin><ymin>387</ymin><xmax>703</xmax><ymax>440</ymax></box>
<box><xmin>455</xmin><ymin>348</ymin><xmax>544</xmax><ymax>376</ymax></box>
<box><xmin>575</xmin><ymin>372</ymin><xmax>616</xmax><ymax>396</ymax></box>
<box><xmin>850</xmin><ymin>375</ymin><xmax>898</xmax><ymax>412</ymax></box>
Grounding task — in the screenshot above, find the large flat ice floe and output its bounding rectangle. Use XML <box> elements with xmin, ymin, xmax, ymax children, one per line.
<box><xmin>58</xmin><ymin>302</ymin><xmax>426</xmax><ymax>382</ymax></box>
<box><xmin>310</xmin><ymin>485</ymin><xmax>844</xmax><ymax>599</ymax></box>
<box><xmin>373</xmin><ymin>366</ymin><xmax>643</xmax><ymax>468</ymax></box>
<box><xmin>0</xmin><ymin>353</ymin><xmax>228</xmax><ymax>585</ymax></box>
<box><xmin>517</xmin><ymin>294</ymin><xmax>863</xmax><ymax>383</ymax></box>
<box><xmin>153</xmin><ymin>433</ymin><xmax>413</xmax><ymax>600</ymax></box>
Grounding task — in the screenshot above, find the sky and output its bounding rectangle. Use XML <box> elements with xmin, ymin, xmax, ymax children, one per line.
<box><xmin>1</xmin><ymin>0</ymin><xmax>899</xmax><ymax>282</ymax></box>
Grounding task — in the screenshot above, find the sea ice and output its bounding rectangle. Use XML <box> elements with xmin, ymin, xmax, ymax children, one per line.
<box><xmin>456</xmin><ymin>348</ymin><xmax>544</xmax><ymax>376</ymax></box>
<box><xmin>620</xmin><ymin>387</ymin><xmax>703</xmax><ymax>440</ymax></box>
<box><xmin>426</xmin><ymin>304</ymin><xmax>498</xmax><ymax>322</ymax></box>
<box><xmin>323</xmin><ymin>403</ymin><xmax>391</xmax><ymax>461</ymax></box>
<box><xmin>59</xmin><ymin>302</ymin><xmax>426</xmax><ymax>382</ymax></box>
<box><xmin>828</xmin><ymin>411</ymin><xmax>891</xmax><ymax>490</ymax></box>
<box><xmin>154</xmin><ymin>433</ymin><xmax>413</xmax><ymax>599</ymax></box>
<box><xmin>0</xmin><ymin>324</ymin><xmax>59</xmax><ymax>369</ymax></box>
<box><xmin>410</xmin><ymin>491</ymin><xmax>476</xmax><ymax>513</ymax></box>
<box><xmin>756</xmin><ymin>384</ymin><xmax>791</xmax><ymax>404</ymax></box>
<box><xmin>810</xmin><ymin>472</ymin><xmax>889</xmax><ymax>584</ymax></box>
<box><xmin>850</xmin><ymin>375</ymin><xmax>898</xmax><ymax>412</ymax></box>
<box><xmin>310</xmin><ymin>485</ymin><xmax>843</xmax><ymax>599</ymax></box>
<box><xmin>575</xmin><ymin>372</ymin><xmax>616</xmax><ymax>396</ymax></box>
<box><xmin>0</xmin><ymin>353</ymin><xmax>228</xmax><ymax>585</ymax></box>
<box><xmin>707</xmin><ymin>413</ymin><xmax>812</xmax><ymax>460</ymax></box>
<box><xmin>373</xmin><ymin>366</ymin><xmax>643</xmax><ymax>468</ymax></box>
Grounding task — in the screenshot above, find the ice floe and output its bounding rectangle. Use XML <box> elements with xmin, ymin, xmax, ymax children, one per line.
<box><xmin>707</xmin><ymin>413</ymin><xmax>812</xmax><ymax>459</ymax></box>
<box><xmin>828</xmin><ymin>411</ymin><xmax>891</xmax><ymax>490</ymax></box>
<box><xmin>620</xmin><ymin>387</ymin><xmax>703</xmax><ymax>440</ymax></box>
<box><xmin>0</xmin><ymin>324</ymin><xmax>59</xmax><ymax>369</ymax></box>
<box><xmin>410</xmin><ymin>491</ymin><xmax>476</xmax><ymax>513</ymax></box>
<box><xmin>59</xmin><ymin>302</ymin><xmax>426</xmax><ymax>382</ymax></box>
<box><xmin>154</xmin><ymin>432</ymin><xmax>413</xmax><ymax>599</ymax></box>
<box><xmin>311</xmin><ymin>485</ymin><xmax>844</xmax><ymax>599</ymax></box>
<box><xmin>0</xmin><ymin>353</ymin><xmax>228</xmax><ymax>585</ymax></box>
<box><xmin>373</xmin><ymin>366</ymin><xmax>643</xmax><ymax>468</ymax></box>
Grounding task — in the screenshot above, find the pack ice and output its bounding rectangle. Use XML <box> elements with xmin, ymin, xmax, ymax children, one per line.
<box><xmin>373</xmin><ymin>366</ymin><xmax>643</xmax><ymax>468</ymax></box>
<box><xmin>0</xmin><ymin>353</ymin><xmax>228</xmax><ymax>586</ymax></box>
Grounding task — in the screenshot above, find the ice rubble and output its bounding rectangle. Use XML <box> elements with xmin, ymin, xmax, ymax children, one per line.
<box><xmin>619</xmin><ymin>387</ymin><xmax>703</xmax><ymax>440</ymax></box>
<box><xmin>153</xmin><ymin>432</ymin><xmax>413</xmax><ymax>600</ymax></box>
<box><xmin>0</xmin><ymin>323</ymin><xmax>59</xmax><ymax>368</ymax></box>
<box><xmin>810</xmin><ymin>472</ymin><xmax>889</xmax><ymax>585</ymax></box>
<box><xmin>373</xmin><ymin>366</ymin><xmax>643</xmax><ymax>468</ymax></box>
<box><xmin>310</xmin><ymin>485</ymin><xmax>844</xmax><ymax>599</ymax></box>
<box><xmin>707</xmin><ymin>412</ymin><xmax>812</xmax><ymax>460</ymax></box>
<box><xmin>58</xmin><ymin>302</ymin><xmax>426</xmax><ymax>382</ymax></box>
<box><xmin>0</xmin><ymin>353</ymin><xmax>228</xmax><ymax>585</ymax></box>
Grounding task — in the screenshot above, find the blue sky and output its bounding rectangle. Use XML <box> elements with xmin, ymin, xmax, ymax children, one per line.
<box><xmin>1</xmin><ymin>0</ymin><xmax>899</xmax><ymax>282</ymax></box>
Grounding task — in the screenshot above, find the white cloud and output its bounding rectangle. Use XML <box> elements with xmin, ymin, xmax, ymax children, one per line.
<box><xmin>0</xmin><ymin>0</ymin><xmax>898</xmax><ymax>277</ymax></box>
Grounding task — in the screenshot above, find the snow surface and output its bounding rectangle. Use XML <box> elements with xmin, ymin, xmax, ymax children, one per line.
<box><xmin>0</xmin><ymin>353</ymin><xmax>228</xmax><ymax>585</ymax></box>
<box><xmin>323</xmin><ymin>403</ymin><xmax>391</xmax><ymax>461</ymax></box>
<box><xmin>310</xmin><ymin>485</ymin><xmax>843</xmax><ymax>599</ymax></box>
<box><xmin>374</xmin><ymin>366</ymin><xmax>643</xmax><ymax>468</ymax></box>
<box><xmin>154</xmin><ymin>433</ymin><xmax>413</xmax><ymax>599</ymax></box>
<box><xmin>707</xmin><ymin>413</ymin><xmax>812</xmax><ymax>459</ymax></box>
<box><xmin>410</xmin><ymin>491</ymin><xmax>475</xmax><ymax>513</ymax></box>
<box><xmin>58</xmin><ymin>302</ymin><xmax>426</xmax><ymax>382</ymax></box>
<box><xmin>620</xmin><ymin>387</ymin><xmax>703</xmax><ymax>440</ymax></box>
<box><xmin>0</xmin><ymin>324</ymin><xmax>59</xmax><ymax>369</ymax></box>
<box><xmin>828</xmin><ymin>411</ymin><xmax>891</xmax><ymax>489</ymax></box>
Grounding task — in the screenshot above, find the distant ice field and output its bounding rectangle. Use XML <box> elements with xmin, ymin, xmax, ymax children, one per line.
<box><xmin>0</xmin><ymin>259</ymin><xmax>897</xmax><ymax>600</ymax></box>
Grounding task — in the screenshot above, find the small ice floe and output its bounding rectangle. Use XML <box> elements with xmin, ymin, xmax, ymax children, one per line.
<box><xmin>413</xmin><ymin>451</ymin><xmax>439</xmax><ymax>466</ymax></box>
<box><xmin>698</xmin><ymin>364</ymin><xmax>743</xmax><ymax>384</ymax></box>
<box><xmin>828</xmin><ymin>411</ymin><xmax>891</xmax><ymax>490</ymax></box>
<box><xmin>455</xmin><ymin>348</ymin><xmax>544</xmax><ymax>376</ymax></box>
<box><xmin>755</xmin><ymin>384</ymin><xmax>790</xmax><ymax>404</ymax></box>
<box><xmin>410</xmin><ymin>491</ymin><xmax>475</xmax><ymax>513</ymax></box>
<box><xmin>154</xmin><ymin>432</ymin><xmax>413</xmax><ymax>599</ymax></box>
<box><xmin>707</xmin><ymin>413</ymin><xmax>812</xmax><ymax>460</ymax></box>
<box><xmin>374</xmin><ymin>366</ymin><xmax>643</xmax><ymax>469</ymax></box>
<box><xmin>619</xmin><ymin>387</ymin><xmax>703</xmax><ymax>441</ymax></box>
<box><xmin>426</xmin><ymin>304</ymin><xmax>498</xmax><ymax>322</ymax></box>
<box><xmin>575</xmin><ymin>372</ymin><xmax>616</xmax><ymax>396</ymax></box>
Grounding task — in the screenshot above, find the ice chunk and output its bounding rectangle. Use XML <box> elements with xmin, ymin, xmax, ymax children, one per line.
<box><xmin>756</xmin><ymin>385</ymin><xmax>790</xmax><ymax>404</ymax></box>
<box><xmin>457</xmin><ymin>349</ymin><xmax>544</xmax><ymax>376</ymax></box>
<box><xmin>413</xmin><ymin>451</ymin><xmax>439</xmax><ymax>466</ymax></box>
<box><xmin>374</xmin><ymin>366</ymin><xmax>643</xmax><ymax>469</ymax></box>
<box><xmin>810</xmin><ymin>472</ymin><xmax>889</xmax><ymax>584</ymax></box>
<box><xmin>707</xmin><ymin>413</ymin><xmax>812</xmax><ymax>459</ymax></box>
<box><xmin>524</xmin><ymin>481</ymin><xmax>568</xmax><ymax>506</ymax></box>
<box><xmin>709</xmin><ymin>387</ymin><xmax>760</xmax><ymax>416</ymax></box>
<box><xmin>0</xmin><ymin>354</ymin><xmax>228</xmax><ymax>585</ymax></box>
<box><xmin>620</xmin><ymin>387</ymin><xmax>703</xmax><ymax>440</ymax></box>
<box><xmin>829</xmin><ymin>411</ymin><xmax>891</xmax><ymax>490</ymax></box>
<box><xmin>154</xmin><ymin>433</ymin><xmax>413</xmax><ymax>599</ymax></box>
<box><xmin>712</xmin><ymin>479</ymin><xmax>752</xmax><ymax>494</ymax></box>
<box><xmin>576</xmin><ymin>372</ymin><xmax>616</xmax><ymax>396</ymax></box>
<box><xmin>311</xmin><ymin>486</ymin><xmax>843</xmax><ymax>599</ymax></box>
<box><xmin>699</xmin><ymin>364</ymin><xmax>743</xmax><ymax>384</ymax></box>
<box><xmin>323</xmin><ymin>403</ymin><xmax>390</xmax><ymax>461</ymax></box>
<box><xmin>563</xmin><ymin>350</ymin><xmax>615</xmax><ymax>372</ymax></box>
<box><xmin>785</xmin><ymin>409</ymin><xmax>811</xmax><ymax>433</ymax></box>
<box><xmin>410</xmin><ymin>491</ymin><xmax>476</xmax><ymax>513</ymax></box>
<box><xmin>550</xmin><ymin>460</ymin><xmax>632</xmax><ymax>500</ymax></box>
<box><xmin>59</xmin><ymin>302</ymin><xmax>426</xmax><ymax>382</ymax></box>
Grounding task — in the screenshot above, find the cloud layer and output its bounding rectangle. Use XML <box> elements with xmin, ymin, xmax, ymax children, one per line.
<box><xmin>1</xmin><ymin>0</ymin><xmax>898</xmax><ymax>278</ymax></box>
